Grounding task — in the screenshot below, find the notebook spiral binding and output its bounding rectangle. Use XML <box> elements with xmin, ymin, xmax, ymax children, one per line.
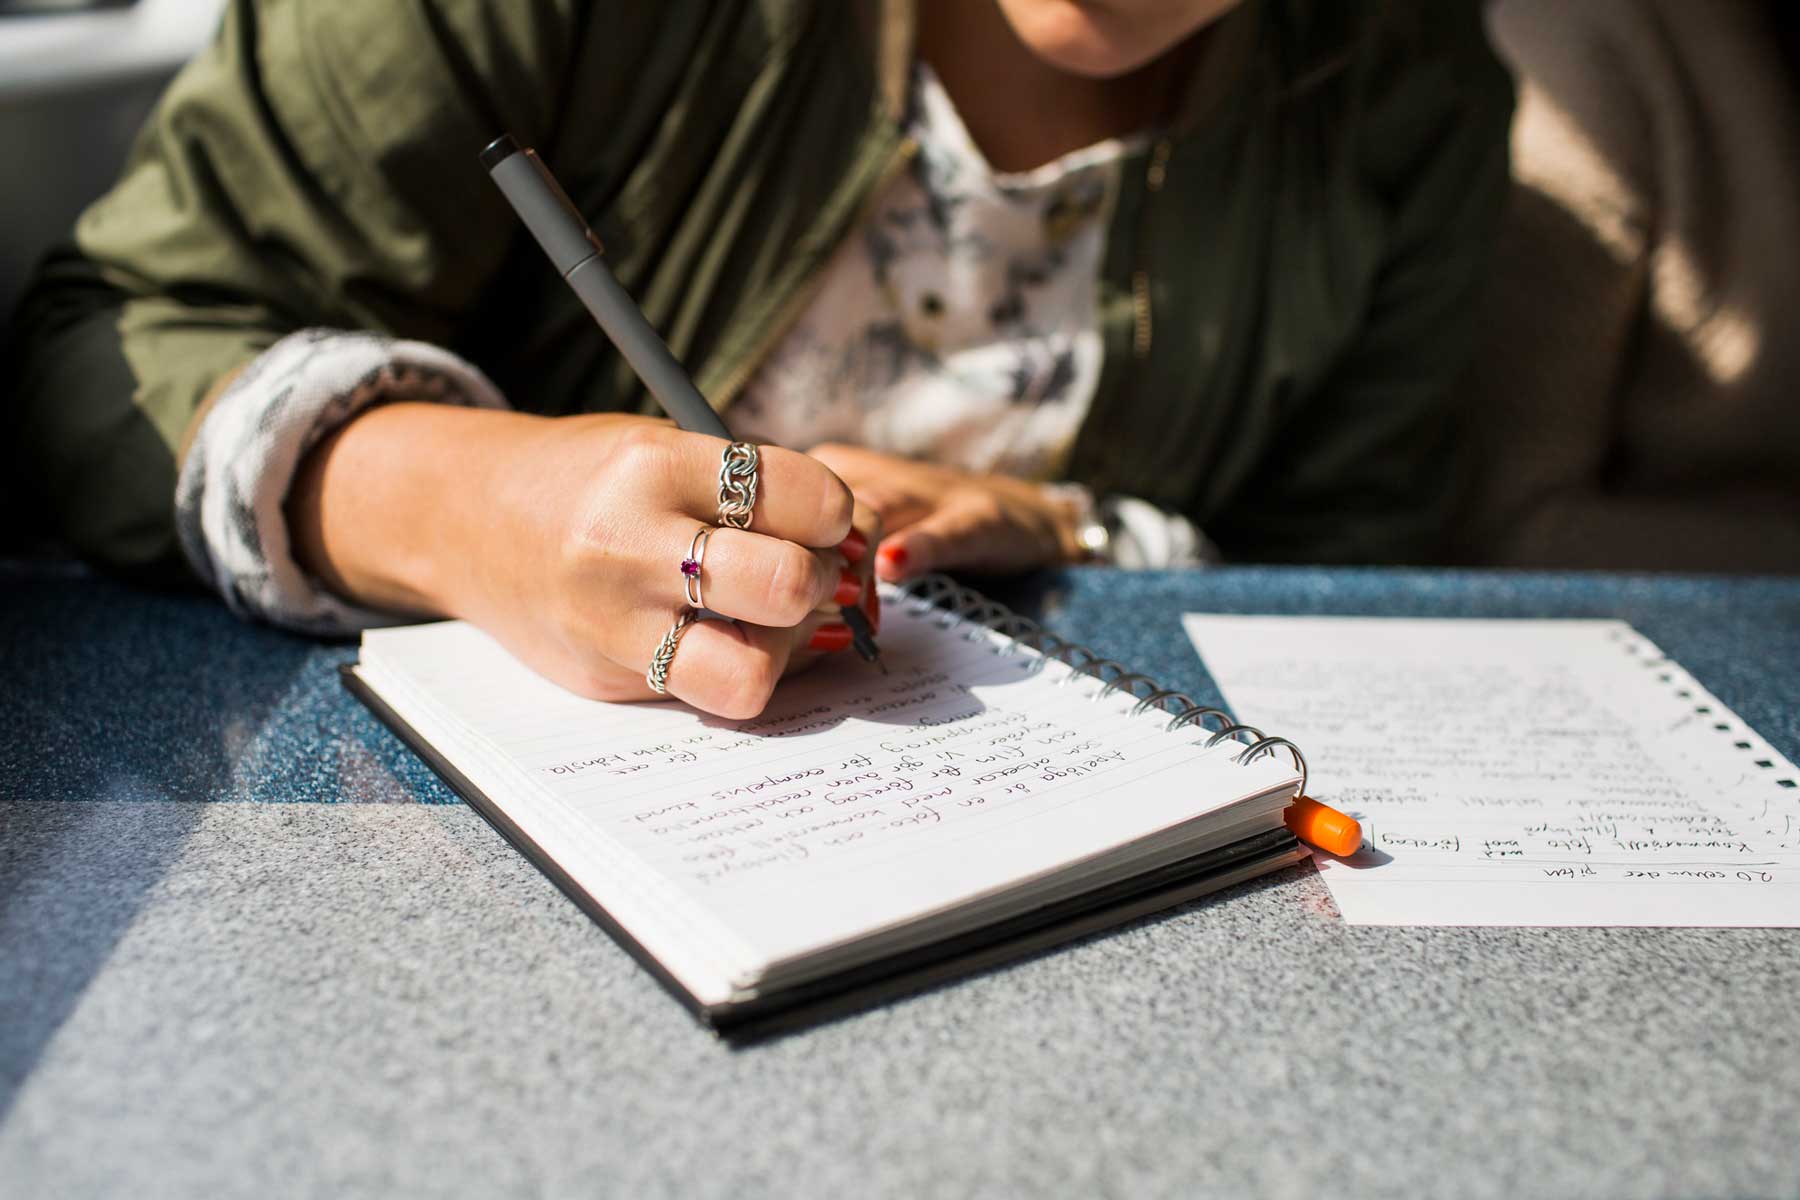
<box><xmin>898</xmin><ymin>574</ymin><xmax>1308</xmax><ymax>799</ymax></box>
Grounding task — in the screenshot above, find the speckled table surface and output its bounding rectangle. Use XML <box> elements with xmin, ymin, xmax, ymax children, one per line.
<box><xmin>4</xmin><ymin>563</ymin><xmax>1798</xmax><ymax>1199</ymax></box>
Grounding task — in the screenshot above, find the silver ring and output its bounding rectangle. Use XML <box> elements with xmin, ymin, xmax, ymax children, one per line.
<box><xmin>646</xmin><ymin>610</ymin><xmax>696</xmax><ymax>695</ymax></box>
<box><xmin>681</xmin><ymin>526</ymin><xmax>712</xmax><ymax>609</ymax></box>
<box><xmin>716</xmin><ymin>441</ymin><xmax>760</xmax><ymax>529</ymax></box>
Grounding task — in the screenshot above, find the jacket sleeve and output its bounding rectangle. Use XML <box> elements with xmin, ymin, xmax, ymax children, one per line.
<box><xmin>1216</xmin><ymin>4</ymin><xmax>1515</xmax><ymax>565</ymax></box>
<box><xmin>5</xmin><ymin>0</ymin><xmax>590</xmax><ymax>576</ymax></box>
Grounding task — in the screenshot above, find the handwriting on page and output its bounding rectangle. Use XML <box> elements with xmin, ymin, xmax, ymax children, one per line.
<box><xmin>359</xmin><ymin>596</ymin><xmax>1301</xmax><ymax>979</ymax></box>
<box><xmin>1180</xmin><ymin>616</ymin><xmax>1800</xmax><ymax>926</ymax></box>
<box><xmin>556</xmin><ymin>662</ymin><xmax>1145</xmax><ymax>888</ymax></box>
<box><xmin>472</xmin><ymin>605</ymin><xmax>1251</xmax><ymax>902</ymax></box>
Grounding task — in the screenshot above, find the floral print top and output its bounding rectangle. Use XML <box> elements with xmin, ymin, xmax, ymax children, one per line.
<box><xmin>732</xmin><ymin>63</ymin><xmax>1142</xmax><ymax>481</ymax></box>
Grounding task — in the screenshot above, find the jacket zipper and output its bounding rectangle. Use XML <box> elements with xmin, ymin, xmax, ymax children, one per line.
<box><xmin>708</xmin><ymin>134</ymin><xmax>921</xmax><ymax>412</ymax></box>
<box><xmin>1132</xmin><ymin>136</ymin><xmax>1173</xmax><ymax>359</ymax></box>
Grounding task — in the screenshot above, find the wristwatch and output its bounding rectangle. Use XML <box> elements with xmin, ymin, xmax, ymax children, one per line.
<box><xmin>1041</xmin><ymin>482</ymin><xmax>1111</xmax><ymax>564</ymax></box>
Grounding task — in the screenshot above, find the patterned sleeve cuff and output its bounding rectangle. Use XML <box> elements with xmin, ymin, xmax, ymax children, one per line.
<box><xmin>174</xmin><ymin>329</ymin><xmax>508</xmax><ymax>635</ymax></box>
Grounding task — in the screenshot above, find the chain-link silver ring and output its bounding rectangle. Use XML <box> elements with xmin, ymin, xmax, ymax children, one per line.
<box><xmin>716</xmin><ymin>441</ymin><xmax>759</xmax><ymax>530</ymax></box>
<box><xmin>646</xmin><ymin>610</ymin><xmax>696</xmax><ymax>695</ymax></box>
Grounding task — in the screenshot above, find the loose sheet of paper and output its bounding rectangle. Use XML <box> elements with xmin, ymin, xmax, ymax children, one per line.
<box><xmin>1181</xmin><ymin>616</ymin><xmax>1800</xmax><ymax>926</ymax></box>
<box><xmin>359</xmin><ymin>595</ymin><xmax>1295</xmax><ymax>995</ymax></box>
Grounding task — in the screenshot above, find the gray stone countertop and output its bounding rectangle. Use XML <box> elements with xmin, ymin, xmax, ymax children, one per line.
<box><xmin>4</xmin><ymin>563</ymin><xmax>1798</xmax><ymax>1198</ymax></box>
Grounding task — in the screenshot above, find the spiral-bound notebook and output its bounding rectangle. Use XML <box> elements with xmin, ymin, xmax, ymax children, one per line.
<box><xmin>343</xmin><ymin>578</ymin><xmax>1307</xmax><ymax>1036</ymax></box>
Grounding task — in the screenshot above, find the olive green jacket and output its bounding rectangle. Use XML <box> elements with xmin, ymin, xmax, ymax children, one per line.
<box><xmin>7</xmin><ymin>0</ymin><xmax>1512</xmax><ymax>577</ymax></box>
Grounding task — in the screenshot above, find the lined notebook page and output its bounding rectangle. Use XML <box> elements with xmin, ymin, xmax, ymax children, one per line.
<box><xmin>360</xmin><ymin>591</ymin><xmax>1298</xmax><ymax>999</ymax></box>
<box><xmin>1181</xmin><ymin>616</ymin><xmax>1800</xmax><ymax>927</ymax></box>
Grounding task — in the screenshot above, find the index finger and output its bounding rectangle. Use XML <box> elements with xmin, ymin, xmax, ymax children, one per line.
<box><xmin>663</xmin><ymin>434</ymin><xmax>854</xmax><ymax>548</ymax></box>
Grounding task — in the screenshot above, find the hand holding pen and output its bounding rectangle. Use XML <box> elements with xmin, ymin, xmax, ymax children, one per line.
<box><xmin>480</xmin><ymin>134</ymin><xmax>881</xmax><ymax>696</ymax></box>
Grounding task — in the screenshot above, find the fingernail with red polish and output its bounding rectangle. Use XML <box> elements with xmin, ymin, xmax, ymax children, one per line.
<box><xmin>834</xmin><ymin>567</ymin><xmax>863</xmax><ymax>607</ymax></box>
<box><xmin>838</xmin><ymin>529</ymin><xmax>868</xmax><ymax>562</ymax></box>
<box><xmin>879</xmin><ymin>543</ymin><xmax>908</xmax><ymax>571</ymax></box>
<box><xmin>809</xmin><ymin>623</ymin><xmax>853</xmax><ymax>653</ymax></box>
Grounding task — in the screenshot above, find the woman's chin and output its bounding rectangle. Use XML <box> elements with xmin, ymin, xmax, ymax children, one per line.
<box><xmin>994</xmin><ymin>0</ymin><xmax>1240</xmax><ymax>79</ymax></box>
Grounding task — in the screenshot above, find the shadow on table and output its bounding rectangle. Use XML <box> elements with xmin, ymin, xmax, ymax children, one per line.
<box><xmin>0</xmin><ymin>567</ymin><xmax>335</xmax><ymax>1117</ymax></box>
<box><xmin>0</xmin><ymin>800</ymin><xmax>209</xmax><ymax>1113</ymax></box>
<box><xmin>1319</xmin><ymin>844</ymin><xmax>1394</xmax><ymax>869</ymax></box>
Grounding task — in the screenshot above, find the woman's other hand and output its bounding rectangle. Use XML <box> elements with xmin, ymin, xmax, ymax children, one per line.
<box><xmin>288</xmin><ymin>407</ymin><xmax>876</xmax><ymax>718</ymax></box>
<box><xmin>806</xmin><ymin>442</ymin><xmax>1088</xmax><ymax>583</ymax></box>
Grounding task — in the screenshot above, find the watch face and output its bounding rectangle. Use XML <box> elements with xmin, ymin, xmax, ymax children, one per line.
<box><xmin>1074</xmin><ymin>519</ymin><xmax>1112</xmax><ymax>565</ymax></box>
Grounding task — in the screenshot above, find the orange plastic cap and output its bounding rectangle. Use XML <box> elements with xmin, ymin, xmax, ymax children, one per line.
<box><xmin>1284</xmin><ymin>795</ymin><xmax>1363</xmax><ymax>857</ymax></box>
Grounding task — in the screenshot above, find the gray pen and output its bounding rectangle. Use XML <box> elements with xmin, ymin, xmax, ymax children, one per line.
<box><xmin>480</xmin><ymin>133</ymin><xmax>882</xmax><ymax>668</ymax></box>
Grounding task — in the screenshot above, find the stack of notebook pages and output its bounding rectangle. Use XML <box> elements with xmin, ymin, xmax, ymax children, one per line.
<box><xmin>345</xmin><ymin>578</ymin><xmax>1306</xmax><ymax>1033</ymax></box>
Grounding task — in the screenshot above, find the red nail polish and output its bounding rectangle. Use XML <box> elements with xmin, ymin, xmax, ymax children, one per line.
<box><xmin>839</xmin><ymin>529</ymin><xmax>868</xmax><ymax>562</ymax></box>
<box><xmin>834</xmin><ymin>568</ymin><xmax>863</xmax><ymax>607</ymax></box>
<box><xmin>879</xmin><ymin>544</ymin><xmax>908</xmax><ymax>570</ymax></box>
<box><xmin>809</xmin><ymin>623</ymin><xmax>852</xmax><ymax>653</ymax></box>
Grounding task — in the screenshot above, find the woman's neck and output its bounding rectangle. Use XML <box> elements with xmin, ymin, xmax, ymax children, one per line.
<box><xmin>914</xmin><ymin>0</ymin><xmax>1192</xmax><ymax>172</ymax></box>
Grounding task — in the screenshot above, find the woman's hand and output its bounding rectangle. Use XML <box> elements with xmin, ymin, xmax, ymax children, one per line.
<box><xmin>287</xmin><ymin>405</ymin><xmax>877</xmax><ymax>718</ymax></box>
<box><xmin>806</xmin><ymin>442</ymin><xmax>1087</xmax><ymax>583</ymax></box>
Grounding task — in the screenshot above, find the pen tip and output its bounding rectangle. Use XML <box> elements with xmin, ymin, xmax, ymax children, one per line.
<box><xmin>840</xmin><ymin>604</ymin><xmax>883</xmax><ymax>669</ymax></box>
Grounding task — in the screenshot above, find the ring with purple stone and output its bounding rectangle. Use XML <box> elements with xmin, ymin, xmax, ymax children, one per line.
<box><xmin>680</xmin><ymin>525</ymin><xmax>712</xmax><ymax>610</ymax></box>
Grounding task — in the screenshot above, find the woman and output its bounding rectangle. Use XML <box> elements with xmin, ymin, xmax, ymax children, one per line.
<box><xmin>7</xmin><ymin>0</ymin><xmax>1512</xmax><ymax>718</ymax></box>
